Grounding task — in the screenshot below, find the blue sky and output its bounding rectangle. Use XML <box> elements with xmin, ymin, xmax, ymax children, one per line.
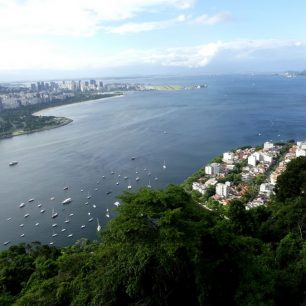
<box><xmin>0</xmin><ymin>0</ymin><xmax>306</xmax><ymax>80</ymax></box>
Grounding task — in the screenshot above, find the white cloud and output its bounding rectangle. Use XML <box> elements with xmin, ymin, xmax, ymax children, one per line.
<box><xmin>105</xmin><ymin>14</ymin><xmax>187</xmax><ymax>34</ymax></box>
<box><xmin>0</xmin><ymin>38</ymin><xmax>304</xmax><ymax>72</ymax></box>
<box><xmin>190</xmin><ymin>11</ymin><xmax>232</xmax><ymax>25</ymax></box>
<box><xmin>0</xmin><ymin>0</ymin><xmax>195</xmax><ymax>37</ymax></box>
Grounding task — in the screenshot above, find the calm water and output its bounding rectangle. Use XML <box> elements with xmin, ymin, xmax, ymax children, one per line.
<box><xmin>1</xmin><ymin>74</ymin><xmax>306</xmax><ymax>249</ymax></box>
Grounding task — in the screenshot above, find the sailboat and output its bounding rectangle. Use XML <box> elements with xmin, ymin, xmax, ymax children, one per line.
<box><xmin>106</xmin><ymin>208</ymin><xmax>110</xmax><ymax>218</ymax></box>
<box><xmin>51</xmin><ymin>208</ymin><xmax>58</xmax><ymax>219</ymax></box>
<box><xmin>163</xmin><ymin>160</ymin><xmax>166</xmax><ymax>169</ymax></box>
<box><xmin>97</xmin><ymin>218</ymin><xmax>101</xmax><ymax>232</ymax></box>
<box><xmin>128</xmin><ymin>180</ymin><xmax>132</xmax><ymax>189</ymax></box>
<box><xmin>147</xmin><ymin>179</ymin><xmax>152</xmax><ymax>188</ymax></box>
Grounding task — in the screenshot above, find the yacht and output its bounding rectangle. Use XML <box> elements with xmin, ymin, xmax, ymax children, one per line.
<box><xmin>35</xmin><ymin>222</ymin><xmax>39</xmax><ymax>226</ymax></box>
<box><xmin>88</xmin><ymin>217</ymin><xmax>94</xmax><ymax>222</ymax></box>
<box><xmin>52</xmin><ymin>232</ymin><xmax>58</xmax><ymax>237</ymax></box>
<box><xmin>127</xmin><ymin>180</ymin><xmax>132</xmax><ymax>189</ymax></box>
<box><xmin>106</xmin><ymin>191</ymin><xmax>112</xmax><ymax>195</ymax></box>
<box><xmin>63</xmin><ymin>186</ymin><xmax>68</xmax><ymax>190</ymax></box>
<box><xmin>24</xmin><ymin>213</ymin><xmax>30</xmax><ymax>218</ymax></box>
<box><xmin>87</xmin><ymin>193</ymin><xmax>92</xmax><ymax>199</ymax></box>
<box><xmin>51</xmin><ymin>208</ymin><xmax>58</xmax><ymax>218</ymax></box>
<box><xmin>50</xmin><ymin>197</ymin><xmax>55</xmax><ymax>201</ymax></box>
<box><xmin>19</xmin><ymin>202</ymin><xmax>25</xmax><ymax>208</ymax></box>
<box><xmin>106</xmin><ymin>212</ymin><xmax>110</xmax><ymax>218</ymax></box>
<box><xmin>124</xmin><ymin>176</ymin><xmax>128</xmax><ymax>180</ymax></box>
<box><xmin>92</xmin><ymin>204</ymin><xmax>96</xmax><ymax>208</ymax></box>
<box><xmin>154</xmin><ymin>177</ymin><xmax>158</xmax><ymax>181</ymax></box>
<box><xmin>116</xmin><ymin>182</ymin><xmax>119</xmax><ymax>185</ymax></box>
<box><xmin>85</xmin><ymin>202</ymin><xmax>89</xmax><ymax>205</ymax></box>
<box><xmin>9</xmin><ymin>161</ymin><xmax>18</xmax><ymax>166</ymax></box>
<box><xmin>37</xmin><ymin>203</ymin><xmax>42</xmax><ymax>208</ymax></box>
<box><xmin>62</xmin><ymin>198</ymin><xmax>72</xmax><ymax>205</ymax></box>
<box><xmin>147</xmin><ymin>180</ymin><xmax>152</xmax><ymax>188</ymax></box>
<box><xmin>95</xmin><ymin>188</ymin><xmax>98</xmax><ymax>191</ymax></box>
<box><xmin>97</xmin><ymin>218</ymin><xmax>101</xmax><ymax>231</ymax></box>
<box><xmin>131</xmin><ymin>157</ymin><xmax>136</xmax><ymax>160</ymax></box>
<box><xmin>6</xmin><ymin>217</ymin><xmax>12</xmax><ymax>221</ymax></box>
<box><xmin>61</xmin><ymin>228</ymin><xmax>66</xmax><ymax>232</ymax></box>
<box><xmin>102</xmin><ymin>175</ymin><xmax>105</xmax><ymax>179</ymax></box>
<box><xmin>81</xmin><ymin>189</ymin><xmax>84</xmax><ymax>192</ymax></box>
<box><xmin>52</xmin><ymin>223</ymin><xmax>58</xmax><ymax>227</ymax></box>
<box><xmin>114</xmin><ymin>201</ymin><xmax>120</xmax><ymax>207</ymax></box>
<box><xmin>64</xmin><ymin>218</ymin><xmax>70</xmax><ymax>224</ymax></box>
<box><xmin>40</xmin><ymin>209</ymin><xmax>45</xmax><ymax>213</ymax></box>
<box><xmin>28</xmin><ymin>198</ymin><xmax>34</xmax><ymax>203</ymax></box>
<box><xmin>20</xmin><ymin>223</ymin><xmax>24</xmax><ymax>227</ymax></box>
<box><xmin>3</xmin><ymin>241</ymin><xmax>10</xmax><ymax>246</ymax></box>
<box><xmin>67</xmin><ymin>233</ymin><xmax>73</xmax><ymax>238</ymax></box>
<box><xmin>136</xmin><ymin>177</ymin><xmax>140</xmax><ymax>181</ymax></box>
<box><xmin>49</xmin><ymin>242</ymin><xmax>54</xmax><ymax>245</ymax></box>
<box><xmin>81</xmin><ymin>225</ymin><xmax>86</xmax><ymax>229</ymax></box>
<box><xmin>20</xmin><ymin>233</ymin><xmax>25</xmax><ymax>237</ymax></box>
<box><xmin>163</xmin><ymin>160</ymin><xmax>166</xmax><ymax>169</ymax></box>
<box><xmin>69</xmin><ymin>213</ymin><xmax>74</xmax><ymax>217</ymax></box>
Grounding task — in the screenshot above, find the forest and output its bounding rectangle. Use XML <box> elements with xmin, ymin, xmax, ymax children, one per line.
<box><xmin>0</xmin><ymin>157</ymin><xmax>306</xmax><ymax>305</ymax></box>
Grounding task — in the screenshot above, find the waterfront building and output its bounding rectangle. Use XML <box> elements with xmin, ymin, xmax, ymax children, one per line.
<box><xmin>264</xmin><ymin>141</ymin><xmax>274</xmax><ymax>151</ymax></box>
<box><xmin>205</xmin><ymin>163</ymin><xmax>220</xmax><ymax>175</ymax></box>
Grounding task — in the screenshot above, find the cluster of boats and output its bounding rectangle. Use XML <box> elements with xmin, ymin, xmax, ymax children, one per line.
<box><xmin>3</xmin><ymin>159</ymin><xmax>168</xmax><ymax>246</ymax></box>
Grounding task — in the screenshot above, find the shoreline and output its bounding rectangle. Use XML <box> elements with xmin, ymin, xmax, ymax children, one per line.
<box><xmin>0</xmin><ymin>93</ymin><xmax>123</xmax><ymax>141</ymax></box>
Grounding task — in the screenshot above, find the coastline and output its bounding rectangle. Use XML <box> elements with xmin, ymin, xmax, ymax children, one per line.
<box><xmin>0</xmin><ymin>93</ymin><xmax>123</xmax><ymax>141</ymax></box>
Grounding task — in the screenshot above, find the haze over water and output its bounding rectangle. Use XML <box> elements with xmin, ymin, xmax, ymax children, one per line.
<box><xmin>1</xmin><ymin>74</ymin><xmax>306</xmax><ymax>249</ymax></box>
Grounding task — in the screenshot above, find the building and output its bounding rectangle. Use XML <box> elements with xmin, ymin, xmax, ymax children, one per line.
<box><xmin>248</xmin><ymin>154</ymin><xmax>257</xmax><ymax>167</ymax></box>
<box><xmin>205</xmin><ymin>163</ymin><xmax>220</xmax><ymax>175</ymax></box>
<box><xmin>192</xmin><ymin>182</ymin><xmax>206</xmax><ymax>195</ymax></box>
<box><xmin>216</xmin><ymin>183</ymin><xmax>229</xmax><ymax>197</ymax></box>
<box><xmin>264</xmin><ymin>141</ymin><xmax>274</xmax><ymax>151</ymax></box>
<box><xmin>259</xmin><ymin>183</ymin><xmax>274</xmax><ymax>196</ymax></box>
<box><xmin>223</xmin><ymin>152</ymin><xmax>234</xmax><ymax>163</ymax></box>
<box><xmin>296</xmin><ymin>149</ymin><xmax>306</xmax><ymax>157</ymax></box>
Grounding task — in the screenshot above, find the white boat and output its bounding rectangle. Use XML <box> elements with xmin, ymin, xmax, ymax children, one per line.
<box><xmin>114</xmin><ymin>201</ymin><xmax>120</xmax><ymax>207</ymax></box>
<box><xmin>35</xmin><ymin>222</ymin><xmax>39</xmax><ymax>226</ymax></box>
<box><xmin>87</xmin><ymin>194</ymin><xmax>92</xmax><ymax>199</ymax></box>
<box><xmin>124</xmin><ymin>176</ymin><xmax>128</xmax><ymax>180</ymax></box>
<box><xmin>49</xmin><ymin>242</ymin><xmax>54</xmax><ymax>245</ymax></box>
<box><xmin>24</xmin><ymin>213</ymin><xmax>30</xmax><ymax>218</ymax></box>
<box><xmin>6</xmin><ymin>217</ymin><xmax>12</xmax><ymax>221</ymax></box>
<box><xmin>51</xmin><ymin>208</ymin><xmax>58</xmax><ymax>218</ymax></box>
<box><xmin>102</xmin><ymin>175</ymin><xmax>105</xmax><ymax>179</ymax></box>
<box><xmin>92</xmin><ymin>204</ymin><xmax>96</xmax><ymax>208</ymax></box>
<box><xmin>85</xmin><ymin>202</ymin><xmax>89</xmax><ymax>205</ymax></box>
<box><xmin>81</xmin><ymin>225</ymin><xmax>86</xmax><ymax>229</ymax></box>
<box><xmin>61</xmin><ymin>228</ymin><xmax>66</xmax><ymax>232</ymax></box>
<box><xmin>37</xmin><ymin>203</ymin><xmax>42</xmax><ymax>207</ymax></box>
<box><xmin>154</xmin><ymin>177</ymin><xmax>158</xmax><ymax>181</ymax></box>
<box><xmin>62</xmin><ymin>198</ymin><xmax>72</xmax><ymax>205</ymax></box>
<box><xmin>52</xmin><ymin>232</ymin><xmax>58</xmax><ymax>237</ymax></box>
<box><xmin>147</xmin><ymin>180</ymin><xmax>152</xmax><ymax>188</ymax></box>
<box><xmin>69</xmin><ymin>213</ymin><xmax>74</xmax><ymax>217</ymax></box>
<box><xmin>19</xmin><ymin>203</ymin><xmax>25</xmax><ymax>208</ymax></box>
<box><xmin>88</xmin><ymin>218</ymin><xmax>94</xmax><ymax>222</ymax></box>
<box><xmin>163</xmin><ymin>160</ymin><xmax>166</xmax><ymax>169</ymax></box>
<box><xmin>50</xmin><ymin>197</ymin><xmax>55</xmax><ymax>200</ymax></box>
<box><xmin>128</xmin><ymin>180</ymin><xmax>132</xmax><ymax>189</ymax></box>
<box><xmin>97</xmin><ymin>218</ymin><xmax>101</xmax><ymax>231</ymax></box>
<box><xmin>95</xmin><ymin>188</ymin><xmax>98</xmax><ymax>191</ymax></box>
<box><xmin>106</xmin><ymin>213</ymin><xmax>110</xmax><ymax>218</ymax></box>
<box><xmin>64</xmin><ymin>218</ymin><xmax>70</xmax><ymax>224</ymax></box>
<box><xmin>52</xmin><ymin>223</ymin><xmax>58</xmax><ymax>227</ymax></box>
<box><xmin>67</xmin><ymin>233</ymin><xmax>73</xmax><ymax>238</ymax></box>
<box><xmin>116</xmin><ymin>182</ymin><xmax>119</xmax><ymax>185</ymax></box>
<box><xmin>81</xmin><ymin>189</ymin><xmax>84</xmax><ymax>192</ymax></box>
<box><xmin>136</xmin><ymin>177</ymin><xmax>140</xmax><ymax>181</ymax></box>
<box><xmin>28</xmin><ymin>198</ymin><xmax>34</xmax><ymax>203</ymax></box>
<box><xmin>40</xmin><ymin>209</ymin><xmax>45</xmax><ymax>213</ymax></box>
<box><xmin>3</xmin><ymin>241</ymin><xmax>10</xmax><ymax>246</ymax></box>
<box><xmin>9</xmin><ymin>161</ymin><xmax>18</xmax><ymax>166</ymax></box>
<box><xmin>20</xmin><ymin>223</ymin><xmax>24</xmax><ymax>227</ymax></box>
<box><xmin>20</xmin><ymin>233</ymin><xmax>25</xmax><ymax>237</ymax></box>
<box><xmin>63</xmin><ymin>186</ymin><xmax>68</xmax><ymax>190</ymax></box>
<box><xmin>111</xmin><ymin>171</ymin><xmax>115</xmax><ymax>175</ymax></box>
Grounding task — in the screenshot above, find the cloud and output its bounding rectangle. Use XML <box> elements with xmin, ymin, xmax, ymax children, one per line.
<box><xmin>0</xmin><ymin>38</ymin><xmax>304</xmax><ymax>72</ymax></box>
<box><xmin>105</xmin><ymin>14</ymin><xmax>187</xmax><ymax>34</ymax></box>
<box><xmin>0</xmin><ymin>0</ymin><xmax>195</xmax><ymax>37</ymax></box>
<box><xmin>190</xmin><ymin>11</ymin><xmax>232</xmax><ymax>25</ymax></box>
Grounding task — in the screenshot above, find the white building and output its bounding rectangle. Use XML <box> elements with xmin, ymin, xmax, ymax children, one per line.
<box><xmin>223</xmin><ymin>152</ymin><xmax>234</xmax><ymax>163</ymax></box>
<box><xmin>296</xmin><ymin>149</ymin><xmax>306</xmax><ymax>157</ymax></box>
<box><xmin>262</xmin><ymin>153</ymin><xmax>273</xmax><ymax>163</ymax></box>
<box><xmin>205</xmin><ymin>163</ymin><xmax>220</xmax><ymax>175</ymax></box>
<box><xmin>259</xmin><ymin>183</ymin><xmax>274</xmax><ymax>196</ymax></box>
<box><xmin>192</xmin><ymin>182</ymin><xmax>206</xmax><ymax>195</ymax></box>
<box><xmin>264</xmin><ymin>142</ymin><xmax>274</xmax><ymax>151</ymax></box>
<box><xmin>248</xmin><ymin>154</ymin><xmax>257</xmax><ymax>167</ymax></box>
<box><xmin>216</xmin><ymin>183</ymin><xmax>229</xmax><ymax>197</ymax></box>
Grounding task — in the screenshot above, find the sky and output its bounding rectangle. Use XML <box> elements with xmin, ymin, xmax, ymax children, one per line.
<box><xmin>0</xmin><ymin>0</ymin><xmax>306</xmax><ymax>80</ymax></box>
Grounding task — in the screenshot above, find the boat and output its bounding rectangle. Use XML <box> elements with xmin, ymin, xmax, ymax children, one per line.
<box><xmin>88</xmin><ymin>217</ymin><xmax>94</xmax><ymax>222</ymax></box>
<box><xmin>128</xmin><ymin>180</ymin><xmax>132</xmax><ymax>189</ymax></box>
<box><xmin>64</xmin><ymin>218</ymin><xmax>70</xmax><ymax>224</ymax></box>
<box><xmin>131</xmin><ymin>157</ymin><xmax>136</xmax><ymax>160</ymax></box>
<box><xmin>61</xmin><ymin>228</ymin><xmax>66</xmax><ymax>232</ymax></box>
<box><xmin>62</xmin><ymin>198</ymin><xmax>72</xmax><ymax>205</ymax></box>
<box><xmin>3</xmin><ymin>241</ymin><xmax>10</xmax><ymax>246</ymax></box>
<box><xmin>111</xmin><ymin>171</ymin><xmax>115</xmax><ymax>175</ymax></box>
<box><xmin>85</xmin><ymin>202</ymin><xmax>89</xmax><ymax>205</ymax></box>
<box><xmin>9</xmin><ymin>161</ymin><xmax>18</xmax><ymax>166</ymax></box>
<box><xmin>52</xmin><ymin>232</ymin><xmax>58</xmax><ymax>237</ymax></box>
<box><xmin>19</xmin><ymin>203</ymin><xmax>25</xmax><ymax>208</ymax></box>
<box><xmin>102</xmin><ymin>175</ymin><xmax>105</xmax><ymax>179</ymax></box>
<box><xmin>24</xmin><ymin>213</ymin><xmax>30</xmax><ymax>218</ymax></box>
<box><xmin>88</xmin><ymin>212</ymin><xmax>91</xmax><ymax>215</ymax></box>
<box><xmin>50</xmin><ymin>197</ymin><xmax>55</xmax><ymax>200</ymax></box>
<box><xmin>87</xmin><ymin>193</ymin><xmax>92</xmax><ymax>199</ymax></box>
<box><xmin>81</xmin><ymin>225</ymin><xmax>86</xmax><ymax>229</ymax></box>
<box><xmin>106</xmin><ymin>212</ymin><xmax>110</xmax><ymax>218</ymax></box>
<box><xmin>35</xmin><ymin>222</ymin><xmax>39</xmax><ymax>226</ymax></box>
<box><xmin>81</xmin><ymin>189</ymin><xmax>84</xmax><ymax>192</ymax></box>
<box><xmin>136</xmin><ymin>177</ymin><xmax>140</xmax><ymax>181</ymax></box>
<box><xmin>163</xmin><ymin>160</ymin><xmax>166</xmax><ymax>169</ymax></box>
<box><xmin>154</xmin><ymin>177</ymin><xmax>158</xmax><ymax>181</ymax></box>
<box><xmin>92</xmin><ymin>204</ymin><xmax>96</xmax><ymax>208</ymax></box>
<box><xmin>97</xmin><ymin>180</ymin><xmax>100</xmax><ymax>184</ymax></box>
<box><xmin>106</xmin><ymin>191</ymin><xmax>112</xmax><ymax>195</ymax></box>
<box><xmin>147</xmin><ymin>172</ymin><xmax>151</xmax><ymax>176</ymax></box>
<box><xmin>97</xmin><ymin>218</ymin><xmax>101</xmax><ymax>231</ymax></box>
<box><xmin>20</xmin><ymin>223</ymin><xmax>24</xmax><ymax>227</ymax></box>
<box><xmin>28</xmin><ymin>198</ymin><xmax>34</xmax><ymax>203</ymax></box>
<box><xmin>114</xmin><ymin>201</ymin><xmax>120</xmax><ymax>207</ymax></box>
<box><xmin>124</xmin><ymin>176</ymin><xmax>128</xmax><ymax>180</ymax></box>
<box><xmin>116</xmin><ymin>182</ymin><xmax>119</xmax><ymax>185</ymax></box>
<box><xmin>40</xmin><ymin>209</ymin><xmax>45</xmax><ymax>213</ymax></box>
<box><xmin>37</xmin><ymin>203</ymin><xmax>42</xmax><ymax>208</ymax></box>
<box><xmin>67</xmin><ymin>233</ymin><xmax>73</xmax><ymax>238</ymax></box>
<box><xmin>95</xmin><ymin>188</ymin><xmax>98</xmax><ymax>191</ymax></box>
<box><xmin>51</xmin><ymin>208</ymin><xmax>58</xmax><ymax>218</ymax></box>
<box><xmin>63</xmin><ymin>186</ymin><xmax>68</xmax><ymax>190</ymax></box>
<box><xmin>49</xmin><ymin>242</ymin><xmax>54</xmax><ymax>245</ymax></box>
<box><xmin>20</xmin><ymin>233</ymin><xmax>25</xmax><ymax>237</ymax></box>
<box><xmin>52</xmin><ymin>223</ymin><xmax>58</xmax><ymax>227</ymax></box>
<box><xmin>69</xmin><ymin>213</ymin><xmax>74</xmax><ymax>217</ymax></box>
<box><xmin>147</xmin><ymin>180</ymin><xmax>152</xmax><ymax>188</ymax></box>
<box><xmin>6</xmin><ymin>217</ymin><xmax>12</xmax><ymax>221</ymax></box>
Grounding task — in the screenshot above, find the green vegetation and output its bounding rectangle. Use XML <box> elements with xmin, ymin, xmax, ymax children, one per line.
<box><xmin>1</xmin><ymin>157</ymin><xmax>306</xmax><ymax>305</ymax></box>
<box><xmin>0</xmin><ymin>93</ymin><xmax>120</xmax><ymax>139</ymax></box>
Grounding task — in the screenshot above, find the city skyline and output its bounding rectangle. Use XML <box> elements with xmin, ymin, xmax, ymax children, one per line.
<box><xmin>0</xmin><ymin>0</ymin><xmax>306</xmax><ymax>80</ymax></box>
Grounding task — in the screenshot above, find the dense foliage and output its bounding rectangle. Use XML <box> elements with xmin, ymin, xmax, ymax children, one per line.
<box><xmin>1</xmin><ymin>158</ymin><xmax>306</xmax><ymax>305</ymax></box>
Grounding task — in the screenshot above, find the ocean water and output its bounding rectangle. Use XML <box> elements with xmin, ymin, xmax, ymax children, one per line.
<box><xmin>1</xmin><ymin>74</ymin><xmax>306</xmax><ymax>249</ymax></box>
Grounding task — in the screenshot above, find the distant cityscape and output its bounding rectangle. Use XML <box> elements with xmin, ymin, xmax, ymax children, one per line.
<box><xmin>0</xmin><ymin>79</ymin><xmax>208</xmax><ymax>111</ymax></box>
